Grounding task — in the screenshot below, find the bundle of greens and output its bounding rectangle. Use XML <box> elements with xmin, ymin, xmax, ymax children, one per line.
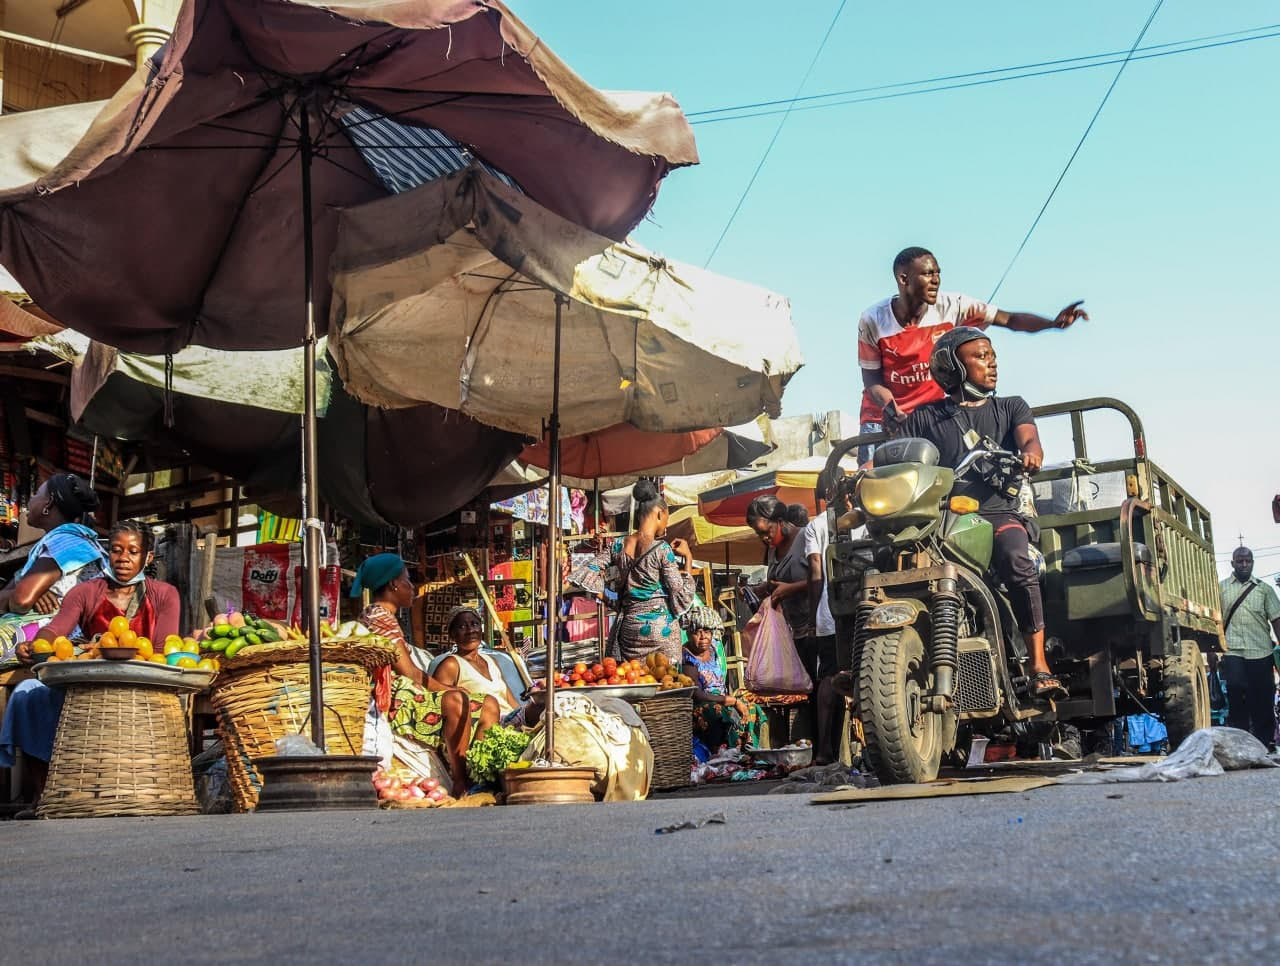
<box><xmin>465</xmin><ymin>725</ymin><xmax>532</xmax><ymax>784</ymax></box>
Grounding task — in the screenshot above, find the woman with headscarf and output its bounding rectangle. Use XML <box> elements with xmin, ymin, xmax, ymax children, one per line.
<box><xmin>433</xmin><ymin>606</ymin><xmax>522</xmax><ymax>720</ymax></box>
<box><xmin>682</xmin><ymin>605</ymin><xmax>766</xmax><ymax>751</ymax></box>
<box><xmin>1</xmin><ymin>519</ymin><xmax>178</xmax><ymax>805</ymax></box>
<box><xmin>608</xmin><ymin>479</ymin><xmax>697</xmax><ymax>666</ymax></box>
<box><xmin>353</xmin><ymin>553</ymin><xmax>499</xmax><ymax>791</ymax></box>
<box><xmin>0</xmin><ymin>474</ymin><xmax>109</xmax><ymax>665</ymax></box>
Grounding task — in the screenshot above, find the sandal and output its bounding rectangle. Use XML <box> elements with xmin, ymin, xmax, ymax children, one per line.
<box><xmin>1030</xmin><ymin>671</ymin><xmax>1067</xmax><ymax>699</ymax></box>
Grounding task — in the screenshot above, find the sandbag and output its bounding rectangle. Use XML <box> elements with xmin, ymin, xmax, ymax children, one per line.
<box><xmin>522</xmin><ymin>693</ymin><xmax>652</xmax><ymax>801</ymax></box>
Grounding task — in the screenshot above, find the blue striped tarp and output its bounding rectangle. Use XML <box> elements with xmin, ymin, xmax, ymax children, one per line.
<box><xmin>340</xmin><ymin>104</ymin><xmax>519</xmax><ymax>195</ymax></box>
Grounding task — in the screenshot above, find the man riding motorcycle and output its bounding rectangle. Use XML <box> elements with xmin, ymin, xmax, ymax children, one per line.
<box><xmin>898</xmin><ymin>327</ymin><xmax>1066</xmax><ymax>699</ymax></box>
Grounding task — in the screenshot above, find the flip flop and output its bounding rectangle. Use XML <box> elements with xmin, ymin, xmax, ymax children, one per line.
<box><xmin>1030</xmin><ymin>671</ymin><xmax>1067</xmax><ymax>699</ymax></box>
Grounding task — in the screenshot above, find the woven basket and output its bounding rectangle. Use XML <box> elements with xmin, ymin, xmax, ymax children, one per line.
<box><xmin>632</xmin><ymin>691</ymin><xmax>693</xmax><ymax>791</ymax></box>
<box><xmin>39</xmin><ymin>685</ymin><xmax>198</xmax><ymax>819</ymax></box>
<box><xmin>211</xmin><ymin>643</ymin><xmax>388</xmax><ymax>811</ymax></box>
<box><xmin>219</xmin><ymin>636</ymin><xmax>396</xmax><ymax>672</ymax></box>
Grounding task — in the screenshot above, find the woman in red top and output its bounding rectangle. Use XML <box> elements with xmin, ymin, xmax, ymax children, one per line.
<box><xmin>32</xmin><ymin>519</ymin><xmax>180</xmax><ymax>646</ymax></box>
<box><xmin>3</xmin><ymin>521</ymin><xmax>179</xmax><ymax>807</ymax></box>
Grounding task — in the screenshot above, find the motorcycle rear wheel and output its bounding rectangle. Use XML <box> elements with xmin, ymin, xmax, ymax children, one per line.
<box><xmin>858</xmin><ymin>625</ymin><xmax>943</xmax><ymax>784</ymax></box>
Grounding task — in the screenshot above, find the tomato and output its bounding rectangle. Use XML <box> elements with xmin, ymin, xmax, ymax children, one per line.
<box><xmin>626</xmin><ymin>670</ymin><xmax>639</xmax><ymax>683</ymax></box>
<box><xmin>573</xmin><ymin>662</ymin><xmax>588</xmax><ymax>676</ymax></box>
<box><xmin>108</xmin><ymin>616</ymin><xmax>130</xmax><ymax>638</ymax></box>
<box><xmin>591</xmin><ymin>663</ymin><xmax>605</xmax><ymax>678</ymax></box>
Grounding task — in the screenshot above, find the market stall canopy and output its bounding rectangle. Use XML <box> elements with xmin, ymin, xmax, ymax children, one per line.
<box><xmin>329</xmin><ymin>166</ymin><xmax>802</xmax><ymax>437</ymax></box>
<box><xmin>699</xmin><ymin>455</ymin><xmax>859</xmax><ymax>526</ymax></box>
<box><xmin>665</xmin><ymin>506</ymin><xmax>763</xmax><ymax>567</ymax></box>
<box><xmin>519</xmin><ymin>424</ymin><xmax>772</xmax><ymax>484</ymax></box>
<box><xmin>0</xmin><ymin>0</ymin><xmax>698</xmax><ymax>354</ymax></box>
<box><xmin>0</xmin><ymin>101</ymin><xmax>106</xmax><ymax>342</ymax></box>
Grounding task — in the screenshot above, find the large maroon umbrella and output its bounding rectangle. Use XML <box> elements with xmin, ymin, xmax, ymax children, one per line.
<box><xmin>0</xmin><ymin>0</ymin><xmax>696</xmax><ymax>748</ymax></box>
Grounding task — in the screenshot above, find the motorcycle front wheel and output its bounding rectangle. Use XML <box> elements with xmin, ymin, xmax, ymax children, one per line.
<box><xmin>858</xmin><ymin>624</ymin><xmax>943</xmax><ymax>784</ymax></box>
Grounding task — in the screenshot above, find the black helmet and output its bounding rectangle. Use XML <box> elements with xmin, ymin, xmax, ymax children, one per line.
<box><xmin>929</xmin><ymin>326</ymin><xmax>992</xmax><ymax>395</ymax></box>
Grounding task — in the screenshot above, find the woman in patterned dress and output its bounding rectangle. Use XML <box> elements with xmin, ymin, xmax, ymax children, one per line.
<box><xmin>682</xmin><ymin>605</ymin><xmax>765</xmax><ymax>750</ymax></box>
<box><xmin>609</xmin><ymin>480</ymin><xmax>696</xmax><ymax>666</ymax></box>
<box><xmin>354</xmin><ymin>554</ymin><xmax>499</xmax><ymax>790</ymax></box>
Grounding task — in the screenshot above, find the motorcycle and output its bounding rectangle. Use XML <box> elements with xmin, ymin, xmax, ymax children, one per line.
<box><xmin>823</xmin><ymin>435</ymin><xmax>1043</xmax><ymax>784</ymax></box>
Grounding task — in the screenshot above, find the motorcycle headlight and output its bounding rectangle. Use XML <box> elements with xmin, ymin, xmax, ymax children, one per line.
<box><xmin>868</xmin><ymin>602</ymin><xmax>917</xmax><ymax>627</ymax></box>
<box><xmin>857</xmin><ymin>470</ymin><xmax>919</xmax><ymax>517</ymax></box>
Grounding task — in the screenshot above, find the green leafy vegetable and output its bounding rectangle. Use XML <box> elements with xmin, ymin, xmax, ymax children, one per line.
<box><xmin>465</xmin><ymin>725</ymin><xmax>531</xmax><ymax>784</ymax></box>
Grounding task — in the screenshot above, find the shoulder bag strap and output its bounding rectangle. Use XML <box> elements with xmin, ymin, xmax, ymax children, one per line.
<box><xmin>1223</xmin><ymin>579</ymin><xmax>1259</xmax><ymax>632</ymax></box>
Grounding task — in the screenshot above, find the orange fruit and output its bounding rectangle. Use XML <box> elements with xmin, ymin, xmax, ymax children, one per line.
<box><xmin>108</xmin><ymin>616</ymin><xmax>130</xmax><ymax>638</ymax></box>
<box><xmin>197</xmin><ymin>658</ymin><xmax>216</xmax><ymax>671</ymax></box>
<box><xmin>32</xmin><ymin>640</ymin><xmax>55</xmax><ymax>655</ymax></box>
<box><xmin>135</xmin><ymin>638</ymin><xmax>154</xmax><ymax>659</ymax></box>
<box><xmin>148</xmin><ymin>653</ymin><xmax>167</xmax><ymax>664</ymax></box>
<box><xmin>117</xmin><ymin>629</ymin><xmax>138</xmax><ymax>649</ymax></box>
<box><xmin>52</xmin><ymin>638</ymin><xmax>74</xmax><ymax>661</ymax></box>
<box><xmin>176</xmin><ymin>656</ymin><xmax>198</xmax><ymax>669</ymax></box>
<box><xmin>98</xmin><ymin>632</ymin><xmax>118</xmax><ymax>649</ymax></box>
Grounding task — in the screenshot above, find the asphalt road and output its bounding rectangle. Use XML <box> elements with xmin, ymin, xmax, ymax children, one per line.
<box><xmin>9</xmin><ymin>769</ymin><xmax>1280</xmax><ymax>965</ymax></box>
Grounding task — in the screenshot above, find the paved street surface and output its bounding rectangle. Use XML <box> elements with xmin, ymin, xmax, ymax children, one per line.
<box><xmin>9</xmin><ymin>770</ymin><xmax>1280</xmax><ymax>964</ymax></box>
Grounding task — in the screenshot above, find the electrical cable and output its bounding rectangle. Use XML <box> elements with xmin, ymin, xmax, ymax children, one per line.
<box><xmin>687</xmin><ymin>22</ymin><xmax>1280</xmax><ymax>121</ymax></box>
<box><xmin>987</xmin><ymin>0</ymin><xmax>1165</xmax><ymax>302</ymax></box>
<box><xmin>703</xmin><ymin>0</ymin><xmax>848</xmax><ymax>267</ymax></box>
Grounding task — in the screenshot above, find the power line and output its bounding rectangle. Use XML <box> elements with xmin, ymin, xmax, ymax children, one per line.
<box><xmin>688</xmin><ymin>22</ymin><xmax>1279</xmax><ymax>121</ymax></box>
<box><xmin>987</xmin><ymin>0</ymin><xmax>1165</xmax><ymax>303</ymax></box>
<box><xmin>688</xmin><ymin>27</ymin><xmax>1280</xmax><ymax>127</ymax></box>
<box><xmin>704</xmin><ymin>0</ymin><xmax>848</xmax><ymax>268</ymax></box>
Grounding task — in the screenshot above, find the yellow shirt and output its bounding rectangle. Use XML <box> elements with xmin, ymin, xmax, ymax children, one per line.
<box><xmin>1219</xmin><ymin>576</ymin><xmax>1280</xmax><ymax>660</ymax></box>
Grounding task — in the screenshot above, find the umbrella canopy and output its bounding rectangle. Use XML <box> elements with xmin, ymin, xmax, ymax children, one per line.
<box><xmin>54</xmin><ymin>336</ymin><xmax>522</xmax><ymax>527</ymax></box>
<box><xmin>0</xmin><ymin>0</ymin><xmax>698</xmax><ymax>354</ymax></box>
<box><xmin>665</xmin><ymin>505</ymin><xmax>764</xmax><ymax>568</ymax></box>
<box><xmin>699</xmin><ymin>455</ymin><xmax>859</xmax><ymax>526</ymax></box>
<box><xmin>519</xmin><ymin>424</ymin><xmax>772</xmax><ymax>483</ymax></box>
<box><xmin>329</xmin><ymin>165</ymin><xmax>802</xmax><ymax>437</ymax></box>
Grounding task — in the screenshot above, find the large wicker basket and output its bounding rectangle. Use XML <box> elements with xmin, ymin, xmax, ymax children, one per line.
<box><xmin>39</xmin><ymin>685</ymin><xmax>198</xmax><ymax>819</ymax></box>
<box><xmin>210</xmin><ymin>637</ymin><xmax>394</xmax><ymax>811</ymax></box>
<box><xmin>632</xmin><ymin>691</ymin><xmax>693</xmax><ymax>792</ymax></box>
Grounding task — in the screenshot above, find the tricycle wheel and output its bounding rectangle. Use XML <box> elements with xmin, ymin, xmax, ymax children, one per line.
<box><xmin>1160</xmin><ymin>640</ymin><xmax>1210</xmax><ymax>747</ymax></box>
<box><xmin>857</xmin><ymin>626</ymin><xmax>943</xmax><ymax>784</ymax></box>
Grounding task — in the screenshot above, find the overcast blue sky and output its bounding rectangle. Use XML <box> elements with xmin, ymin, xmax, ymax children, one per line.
<box><xmin>518</xmin><ymin>0</ymin><xmax>1280</xmax><ymax>576</ymax></box>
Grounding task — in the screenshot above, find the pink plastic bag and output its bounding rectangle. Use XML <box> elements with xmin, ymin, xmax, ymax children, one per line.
<box><xmin>743</xmin><ymin>598</ymin><xmax>812</xmax><ymax>694</ymax></box>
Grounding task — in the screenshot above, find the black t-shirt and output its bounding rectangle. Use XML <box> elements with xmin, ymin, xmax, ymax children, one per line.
<box><xmin>901</xmin><ymin>395</ymin><xmax>1035</xmax><ymax>513</ymax></box>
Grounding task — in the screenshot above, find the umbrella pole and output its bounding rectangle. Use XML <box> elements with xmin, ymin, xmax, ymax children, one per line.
<box><xmin>544</xmin><ymin>292</ymin><xmax>566</xmax><ymax>762</ymax></box>
<box><xmin>299</xmin><ymin>105</ymin><xmax>326</xmax><ymax>750</ymax></box>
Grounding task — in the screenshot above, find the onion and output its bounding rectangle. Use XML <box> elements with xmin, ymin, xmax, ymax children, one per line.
<box><xmin>408</xmin><ymin>786</ymin><xmax>426</xmax><ymax>799</ymax></box>
<box><xmin>372</xmin><ymin>777</ymin><xmax>391</xmax><ymax>791</ymax></box>
<box><xmin>427</xmin><ymin>788</ymin><xmax>446</xmax><ymax>802</ymax></box>
<box><xmin>421</xmin><ymin>778</ymin><xmax>440</xmax><ymax>792</ymax></box>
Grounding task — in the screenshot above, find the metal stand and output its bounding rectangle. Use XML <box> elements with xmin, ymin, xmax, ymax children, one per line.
<box><xmin>298</xmin><ymin>104</ymin><xmax>326</xmax><ymax>750</ymax></box>
<box><xmin>543</xmin><ymin>293</ymin><xmax>566</xmax><ymax>761</ymax></box>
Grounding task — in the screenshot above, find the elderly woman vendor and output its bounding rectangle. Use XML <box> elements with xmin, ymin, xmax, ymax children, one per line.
<box><xmin>354</xmin><ymin>553</ymin><xmax>500</xmax><ymax>790</ymax></box>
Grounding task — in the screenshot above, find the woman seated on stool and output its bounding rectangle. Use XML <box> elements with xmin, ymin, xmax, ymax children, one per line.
<box><xmin>432</xmin><ymin>606</ymin><xmax>525</xmax><ymax>724</ymax></box>
<box><xmin>682</xmin><ymin>605</ymin><xmax>766</xmax><ymax>751</ymax></box>
<box><xmin>355</xmin><ymin>554</ymin><xmax>500</xmax><ymax>791</ymax></box>
<box><xmin>0</xmin><ymin>519</ymin><xmax>179</xmax><ymax>805</ymax></box>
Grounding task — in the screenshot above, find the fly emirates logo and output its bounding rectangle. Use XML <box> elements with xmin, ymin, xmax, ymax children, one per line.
<box><xmin>888</xmin><ymin>361</ymin><xmax>932</xmax><ymax>386</ymax></box>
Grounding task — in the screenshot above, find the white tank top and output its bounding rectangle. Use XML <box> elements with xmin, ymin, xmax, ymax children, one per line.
<box><xmin>451</xmin><ymin>652</ymin><xmax>515</xmax><ymax>716</ymax></box>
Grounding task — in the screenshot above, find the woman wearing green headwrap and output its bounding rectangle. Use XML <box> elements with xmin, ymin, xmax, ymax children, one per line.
<box><xmin>354</xmin><ymin>554</ymin><xmax>499</xmax><ymax>790</ymax></box>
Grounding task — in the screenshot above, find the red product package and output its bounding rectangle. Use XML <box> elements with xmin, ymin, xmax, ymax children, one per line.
<box><xmin>241</xmin><ymin>544</ymin><xmax>292</xmax><ymax>619</ymax></box>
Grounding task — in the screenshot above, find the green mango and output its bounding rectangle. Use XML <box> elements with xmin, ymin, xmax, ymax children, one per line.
<box><xmin>258</xmin><ymin>629</ymin><xmax>280</xmax><ymax>643</ymax></box>
<box><xmin>212</xmin><ymin>624</ymin><xmax>233</xmax><ymax>638</ymax></box>
<box><xmin>224</xmin><ymin>640</ymin><xmax>246</xmax><ymax>659</ymax></box>
<box><xmin>245</xmin><ymin>632</ymin><xmax>262</xmax><ymax>647</ymax></box>
<box><xmin>210</xmin><ymin>638</ymin><xmax>230</xmax><ymax>652</ymax></box>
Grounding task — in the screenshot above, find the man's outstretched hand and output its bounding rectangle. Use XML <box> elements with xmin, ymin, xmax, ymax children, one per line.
<box><xmin>1055</xmin><ymin>301</ymin><xmax>1089</xmax><ymax>329</ymax></box>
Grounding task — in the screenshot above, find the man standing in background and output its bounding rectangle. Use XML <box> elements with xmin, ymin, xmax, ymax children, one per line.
<box><xmin>1219</xmin><ymin>547</ymin><xmax>1280</xmax><ymax>749</ymax></box>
